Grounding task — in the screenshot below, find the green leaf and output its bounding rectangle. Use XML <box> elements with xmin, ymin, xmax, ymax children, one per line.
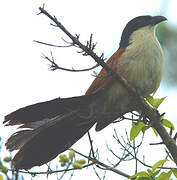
<box><xmin>0</xmin><ymin>174</ymin><xmax>3</xmax><ymax>180</ymax></box>
<box><xmin>129</xmin><ymin>173</ymin><xmax>139</xmax><ymax>179</ymax></box>
<box><xmin>136</xmin><ymin>178</ymin><xmax>152</xmax><ymax>180</ymax></box>
<box><xmin>162</xmin><ymin>119</ymin><xmax>175</xmax><ymax>130</ymax></box>
<box><xmin>157</xmin><ymin>170</ymin><xmax>172</xmax><ymax>180</ymax></box>
<box><xmin>130</xmin><ymin>122</ymin><xmax>145</xmax><ymax>141</ymax></box>
<box><xmin>153</xmin><ymin>169</ymin><xmax>161</xmax><ymax>177</ymax></box>
<box><xmin>138</xmin><ymin>171</ymin><xmax>149</xmax><ymax>177</ymax></box>
<box><xmin>147</xmin><ymin>169</ymin><xmax>160</xmax><ymax>178</ymax></box>
<box><xmin>146</xmin><ymin>95</ymin><xmax>154</xmax><ymax>105</ymax></box>
<box><xmin>153</xmin><ymin>97</ymin><xmax>166</xmax><ymax>109</ymax></box>
<box><xmin>152</xmin><ymin>160</ymin><xmax>168</xmax><ymax>171</ymax></box>
<box><xmin>147</xmin><ymin>169</ymin><xmax>160</xmax><ymax>180</ymax></box>
<box><xmin>152</xmin><ymin>128</ymin><xmax>159</xmax><ymax>136</ymax></box>
<box><xmin>146</xmin><ymin>96</ymin><xmax>166</xmax><ymax>109</ymax></box>
<box><xmin>172</xmin><ymin>168</ymin><xmax>177</xmax><ymax>178</ymax></box>
<box><xmin>141</xmin><ymin>126</ymin><xmax>150</xmax><ymax>133</ymax></box>
<box><xmin>129</xmin><ymin>171</ymin><xmax>149</xmax><ymax>179</ymax></box>
<box><xmin>147</xmin><ymin>169</ymin><xmax>153</xmax><ymax>176</ymax></box>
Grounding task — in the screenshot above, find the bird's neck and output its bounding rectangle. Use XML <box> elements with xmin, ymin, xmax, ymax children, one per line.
<box><xmin>129</xmin><ymin>26</ymin><xmax>156</xmax><ymax>44</ymax></box>
<box><xmin>125</xmin><ymin>26</ymin><xmax>163</xmax><ymax>59</ymax></box>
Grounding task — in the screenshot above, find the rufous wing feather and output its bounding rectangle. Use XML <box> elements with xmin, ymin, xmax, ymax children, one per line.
<box><xmin>86</xmin><ymin>49</ymin><xmax>125</xmax><ymax>94</ymax></box>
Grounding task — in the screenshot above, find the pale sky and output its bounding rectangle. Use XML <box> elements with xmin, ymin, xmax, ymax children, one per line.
<box><xmin>0</xmin><ymin>0</ymin><xmax>177</xmax><ymax>179</ymax></box>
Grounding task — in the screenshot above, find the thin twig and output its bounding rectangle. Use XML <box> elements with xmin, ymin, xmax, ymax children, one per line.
<box><xmin>71</xmin><ymin>148</ymin><xmax>130</xmax><ymax>178</ymax></box>
<box><xmin>87</xmin><ymin>132</ymin><xmax>95</xmax><ymax>158</ymax></box>
<box><xmin>34</xmin><ymin>40</ymin><xmax>73</xmax><ymax>48</ymax></box>
<box><xmin>113</xmin><ymin>129</ymin><xmax>177</xmax><ymax>170</ymax></box>
<box><xmin>9</xmin><ymin>163</ymin><xmax>94</xmax><ymax>175</ymax></box>
<box><xmin>58</xmin><ymin>162</ymin><xmax>72</xmax><ymax>180</ymax></box>
<box><xmin>42</xmin><ymin>53</ymin><xmax>99</xmax><ymax>72</ymax></box>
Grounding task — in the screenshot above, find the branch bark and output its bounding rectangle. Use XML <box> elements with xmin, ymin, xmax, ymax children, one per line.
<box><xmin>38</xmin><ymin>6</ymin><xmax>177</xmax><ymax>166</ymax></box>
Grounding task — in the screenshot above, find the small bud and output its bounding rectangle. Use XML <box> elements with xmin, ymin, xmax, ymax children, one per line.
<box><xmin>76</xmin><ymin>159</ymin><xmax>86</xmax><ymax>165</ymax></box>
<box><xmin>69</xmin><ymin>150</ymin><xmax>75</xmax><ymax>160</ymax></box>
<box><xmin>72</xmin><ymin>162</ymin><xmax>83</xmax><ymax>169</ymax></box>
<box><xmin>59</xmin><ymin>154</ymin><xmax>69</xmax><ymax>163</ymax></box>
<box><xmin>3</xmin><ymin>157</ymin><xmax>11</xmax><ymax>163</ymax></box>
<box><xmin>60</xmin><ymin>161</ymin><xmax>66</xmax><ymax>167</ymax></box>
<box><xmin>2</xmin><ymin>166</ymin><xmax>8</xmax><ymax>174</ymax></box>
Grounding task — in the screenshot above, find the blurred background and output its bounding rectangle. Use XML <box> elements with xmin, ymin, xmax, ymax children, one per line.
<box><xmin>157</xmin><ymin>0</ymin><xmax>177</xmax><ymax>87</ymax></box>
<box><xmin>0</xmin><ymin>0</ymin><xmax>177</xmax><ymax>179</ymax></box>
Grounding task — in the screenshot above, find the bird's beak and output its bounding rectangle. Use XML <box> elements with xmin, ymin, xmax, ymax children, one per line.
<box><xmin>151</xmin><ymin>16</ymin><xmax>167</xmax><ymax>25</ymax></box>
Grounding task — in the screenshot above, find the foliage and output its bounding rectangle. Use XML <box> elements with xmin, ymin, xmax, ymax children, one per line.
<box><xmin>130</xmin><ymin>96</ymin><xmax>175</xmax><ymax>141</ymax></box>
<box><xmin>129</xmin><ymin>160</ymin><xmax>177</xmax><ymax>180</ymax></box>
<box><xmin>129</xmin><ymin>96</ymin><xmax>176</xmax><ymax>180</ymax></box>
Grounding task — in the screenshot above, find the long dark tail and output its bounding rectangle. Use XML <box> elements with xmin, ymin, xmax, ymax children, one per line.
<box><xmin>4</xmin><ymin>92</ymin><xmax>103</xmax><ymax>170</ymax></box>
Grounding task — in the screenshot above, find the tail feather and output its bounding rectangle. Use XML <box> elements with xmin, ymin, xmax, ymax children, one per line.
<box><xmin>13</xmin><ymin>111</ymin><xmax>96</xmax><ymax>170</ymax></box>
<box><xmin>6</xmin><ymin>130</ymin><xmax>32</xmax><ymax>151</ymax></box>
<box><xmin>4</xmin><ymin>98</ymin><xmax>62</xmax><ymax>125</ymax></box>
<box><xmin>6</xmin><ymin>118</ymin><xmax>53</xmax><ymax>151</ymax></box>
<box><xmin>4</xmin><ymin>92</ymin><xmax>101</xmax><ymax>126</ymax></box>
<box><xmin>4</xmin><ymin>92</ymin><xmax>103</xmax><ymax>170</ymax></box>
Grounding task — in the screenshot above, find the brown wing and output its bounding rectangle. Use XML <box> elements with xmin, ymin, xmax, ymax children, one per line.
<box><xmin>86</xmin><ymin>48</ymin><xmax>125</xmax><ymax>95</ymax></box>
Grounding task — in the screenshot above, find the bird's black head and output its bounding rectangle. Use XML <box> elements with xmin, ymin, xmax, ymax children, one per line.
<box><xmin>119</xmin><ymin>15</ymin><xmax>167</xmax><ymax>49</ymax></box>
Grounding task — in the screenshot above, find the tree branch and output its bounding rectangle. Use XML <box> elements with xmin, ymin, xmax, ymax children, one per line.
<box><xmin>113</xmin><ymin>129</ymin><xmax>177</xmax><ymax>170</ymax></box>
<box><xmin>71</xmin><ymin>149</ymin><xmax>130</xmax><ymax>178</ymax></box>
<box><xmin>42</xmin><ymin>52</ymin><xmax>100</xmax><ymax>72</ymax></box>
<box><xmin>12</xmin><ymin>163</ymin><xmax>94</xmax><ymax>175</ymax></box>
<box><xmin>38</xmin><ymin>6</ymin><xmax>177</xmax><ymax>166</ymax></box>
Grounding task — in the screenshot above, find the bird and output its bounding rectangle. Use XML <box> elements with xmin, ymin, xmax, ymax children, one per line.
<box><xmin>4</xmin><ymin>15</ymin><xmax>167</xmax><ymax>170</ymax></box>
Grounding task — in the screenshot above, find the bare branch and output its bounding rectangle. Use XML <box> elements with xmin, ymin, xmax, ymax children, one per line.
<box><xmin>113</xmin><ymin>129</ymin><xmax>177</xmax><ymax>170</ymax></box>
<box><xmin>11</xmin><ymin>163</ymin><xmax>95</xmax><ymax>175</ymax></box>
<box><xmin>71</xmin><ymin>149</ymin><xmax>130</xmax><ymax>178</ymax></box>
<box><xmin>87</xmin><ymin>132</ymin><xmax>96</xmax><ymax>158</ymax></box>
<box><xmin>42</xmin><ymin>53</ymin><xmax>100</xmax><ymax>72</ymax></box>
<box><xmin>34</xmin><ymin>40</ymin><xmax>73</xmax><ymax>48</ymax></box>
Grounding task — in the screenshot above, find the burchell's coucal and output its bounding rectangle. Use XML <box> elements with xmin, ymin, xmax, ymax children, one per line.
<box><xmin>4</xmin><ymin>15</ymin><xmax>167</xmax><ymax>170</ymax></box>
